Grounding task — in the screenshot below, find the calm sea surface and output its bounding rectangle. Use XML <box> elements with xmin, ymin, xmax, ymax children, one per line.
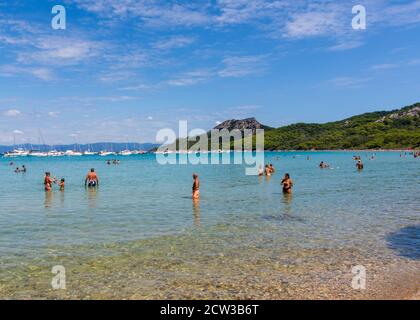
<box><xmin>0</xmin><ymin>151</ymin><xmax>419</xmax><ymax>296</ymax></box>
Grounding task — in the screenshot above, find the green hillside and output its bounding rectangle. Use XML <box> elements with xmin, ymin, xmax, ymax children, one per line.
<box><xmin>158</xmin><ymin>103</ymin><xmax>420</xmax><ymax>151</ymax></box>
<box><xmin>264</xmin><ymin>103</ymin><xmax>420</xmax><ymax>150</ymax></box>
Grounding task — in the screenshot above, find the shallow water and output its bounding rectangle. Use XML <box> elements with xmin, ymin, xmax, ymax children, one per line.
<box><xmin>0</xmin><ymin>152</ymin><xmax>419</xmax><ymax>297</ymax></box>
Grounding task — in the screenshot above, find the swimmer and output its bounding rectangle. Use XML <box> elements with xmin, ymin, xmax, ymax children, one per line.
<box><xmin>265</xmin><ymin>165</ymin><xmax>271</xmax><ymax>176</ymax></box>
<box><xmin>21</xmin><ymin>165</ymin><xmax>26</xmax><ymax>173</ymax></box>
<box><xmin>59</xmin><ymin>178</ymin><xmax>65</xmax><ymax>191</ymax></box>
<box><xmin>14</xmin><ymin>167</ymin><xmax>20</xmax><ymax>173</ymax></box>
<box><xmin>319</xmin><ymin>161</ymin><xmax>329</xmax><ymax>169</ymax></box>
<box><xmin>44</xmin><ymin>172</ymin><xmax>53</xmax><ymax>191</ymax></box>
<box><xmin>192</xmin><ymin>173</ymin><xmax>200</xmax><ymax>199</ymax></box>
<box><xmin>356</xmin><ymin>160</ymin><xmax>364</xmax><ymax>170</ymax></box>
<box><xmin>281</xmin><ymin>173</ymin><xmax>293</xmax><ymax>194</ymax></box>
<box><xmin>269</xmin><ymin>164</ymin><xmax>275</xmax><ymax>174</ymax></box>
<box><xmin>85</xmin><ymin>168</ymin><xmax>99</xmax><ymax>187</ymax></box>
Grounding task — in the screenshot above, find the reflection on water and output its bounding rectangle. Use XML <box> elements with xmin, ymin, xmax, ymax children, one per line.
<box><xmin>86</xmin><ymin>187</ymin><xmax>98</xmax><ymax>210</ymax></box>
<box><xmin>282</xmin><ymin>192</ymin><xmax>293</xmax><ymax>217</ymax></box>
<box><xmin>59</xmin><ymin>190</ymin><xmax>65</xmax><ymax>207</ymax></box>
<box><xmin>44</xmin><ymin>191</ymin><xmax>53</xmax><ymax>208</ymax></box>
<box><xmin>192</xmin><ymin>199</ymin><xmax>201</xmax><ymax>227</ymax></box>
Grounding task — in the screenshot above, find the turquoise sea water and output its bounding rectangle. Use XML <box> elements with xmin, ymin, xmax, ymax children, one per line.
<box><xmin>0</xmin><ymin>152</ymin><xmax>419</xmax><ymax>294</ymax></box>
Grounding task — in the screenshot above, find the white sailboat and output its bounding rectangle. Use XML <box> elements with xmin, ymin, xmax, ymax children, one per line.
<box><xmin>83</xmin><ymin>144</ymin><xmax>96</xmax><ymax>155</ymax></box>
<box><xmin>47</xmin><ymin>150</ymin><xmax>64</xmax><ymax>157</ymax></box>
<box><xmin>119</xmin><ymin>150</ymin><xmax>133</xmax><ymax>156</ymax></box>
<box><xmin>4</xmin><ymin>148</ymin><xmax>29</xmax><ymax>157</ymax></box>
<box><xmin>65</xmin><ymin>150</ymin><xmax>83</xmax><ymax>156</ymax></box>
<box><xmin>99</xmin><ymin>151</ymin><xmax>115</xmax><ymax>157</ymax></box>
<box><xmin>29</xmin><ymin>150</ymin><xmax>48</xmax><ymax>157</ymax></box>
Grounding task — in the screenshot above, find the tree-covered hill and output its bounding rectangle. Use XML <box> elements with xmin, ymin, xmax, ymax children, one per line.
<box><xmin>264</xmin><ymin>103</ymin><xmax>420</xmax><ymax>150</ymax></box>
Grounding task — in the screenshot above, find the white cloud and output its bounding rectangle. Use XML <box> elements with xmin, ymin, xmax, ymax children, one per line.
<box><xmin>329</xmin><ymin>40</ymin><xmax>364</xmax><ymax>51</ymax></box>
<box><xmin>48</xmin><ymin>111</ymin><xmax>60</xmax><ymax>118</ymax></box>
<box><xmin>284</xmin><ymin>10</ymin><xmax>343</xmax><ymax>39</ymax></box>
<box><xmin>0</xmin><ymin>65</ymin><xmax>54</xmax><ymax>80</ymax></box>
<box><xmin>371</xmin><ymin>63</ymin><xmax>399</xmax><ymax>70</ymax></box>
<box><xmin>327</xmin><ymin>77</ymin><xmax>371</xmax><ymax>88</ymax></box>
<box><xmin>218</xmin><ymin>55</ymin><xmax>267</xmax><ymax>78</ymax></box>
<box><xmin>2</xmin><ymin>109</ymin><xmax>21</xmax><ymax>117</ymax></box>
<box><xmin>153</xmin><ymin>36</ymin><xmax>195</xmax><ymax>50</ymax></box>
<box><xmin>166</xmin><ymin>69</ymin><xmax>213</xmax><ymax>87</ymax></box>
<box><xmin>17</xmin><ymin>37</ymin><xmax>102</xmax><ymax>66</ymax></box>
<box><xmin>13</xmin><ymin>129</ymin><xmax>24</xmax><ymax>134</ymax></box>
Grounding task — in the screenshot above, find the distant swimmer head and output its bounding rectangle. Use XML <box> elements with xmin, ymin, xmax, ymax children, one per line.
<box><xmin>91</xmin><ymin>168</ymin><xmax>95</xmax><ymax>172</ymax></box>
<box><xmin>193</xmin><ymin>173</ymin><xmax>198</xmax><ymax>179</ymax></box>
<box><xmin>285</xmin><ymin>173</ymin><xmax>290</xmax><ymax>179</ymax></box>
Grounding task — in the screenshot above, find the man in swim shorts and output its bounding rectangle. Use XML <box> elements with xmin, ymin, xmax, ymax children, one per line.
<box><xmin>192</xmin><ymin>173</ymin><xmax>200</xmax><ymax>199</ymax></box>
<box><xmin>85</xmin><ymin>168</ymin><xmax>99</xmax><ymax>187</ymax></box>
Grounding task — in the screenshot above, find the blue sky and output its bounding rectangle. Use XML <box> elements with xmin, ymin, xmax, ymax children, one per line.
<box><xmin>0</xmin><ymin>0</ymin><xmax>419</xmax><ymax>144</ymax></box>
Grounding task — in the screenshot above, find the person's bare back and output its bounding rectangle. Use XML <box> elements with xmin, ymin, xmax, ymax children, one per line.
<box><xmin>192</xmin><ymin>173</ymin><xmax>200</xmax><ymax>199</ymax></box>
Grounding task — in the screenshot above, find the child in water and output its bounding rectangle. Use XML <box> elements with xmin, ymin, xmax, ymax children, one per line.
<box><xmin>59</xmin><ymin>178</ymin><xmax>65</xmax><ymax>191</ymax></box>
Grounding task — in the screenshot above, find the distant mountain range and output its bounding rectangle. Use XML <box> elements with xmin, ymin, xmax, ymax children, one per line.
<box><xmin>0</xmin><ymin>143</ymin><xmax>159</xmax><ymax>154</ymax></box>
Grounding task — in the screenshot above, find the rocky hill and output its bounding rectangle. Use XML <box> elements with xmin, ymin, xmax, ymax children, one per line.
<box><xmin>214</xmin><ymin>117</ymin><xmax>271</xmax><ymax>133</ymax></box>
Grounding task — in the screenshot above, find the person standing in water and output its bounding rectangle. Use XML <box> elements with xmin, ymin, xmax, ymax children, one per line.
<box><xmin>44</xmin><ymin>172</ymin><xmax>54</xmax><ymax>191</ymax></box>
<box><xmin>85</xmin><ymin>168</ymin><xmax>99</xmax><ymax>187</ymax></box>
<box><xmin>59</xmin><ymin>178</ymin><xmax>65</xmax><ymax>191</ymax></box>
<box><xmin>265</xmin><ymin>165</ymin><xmax>271</xmax><ymax>176</ymax></box>
<box><xmin>356</xmin><ymin>160</ymin><xmax>364</xmax><ymax>170</ymax></box>
<box><xmin>281</xmin><ymin>173</ymin><xmax>293</xmax><ymax>194</ymax></box>
<box><xmin>192</xmin><ymin>173</ymin><xmax>200</xmax><ymax>199</ymax></box>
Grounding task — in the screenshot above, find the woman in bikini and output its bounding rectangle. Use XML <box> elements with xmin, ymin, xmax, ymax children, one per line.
<box><xmin>44</xmin><ymin>172</ymin><xmax>54</xmax><ymax>191</ymax></box>
<box><xmin>281</xmin><ymin>173</ymin><xmax>293</xmax><ymax>194</ymax></box>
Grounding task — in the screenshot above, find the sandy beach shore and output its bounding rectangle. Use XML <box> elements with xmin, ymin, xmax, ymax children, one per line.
<box><xmin>1</xmin><ymin>234</ymin><xmax>418</xmax><ymax>300</ymax></box>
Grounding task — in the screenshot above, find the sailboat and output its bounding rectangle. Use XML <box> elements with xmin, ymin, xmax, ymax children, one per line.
<box><xmin>4</xmin><ymin>134</ymin><xmax>30</xmax><ymax>157</ymax></box>
<box><xmin>4</xmin><ymin>148</ymin><xmax>29</xmax><ymax>157</ymax></box>
<box><xmin>119</xmin><ymin>142</ymin><xmax>133</xmax><ymax>156</ymax></box>
<box><xmin>99</xmin><ymin>151</ymin><xmax>115</xmax><ymax>156</ymax></box>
